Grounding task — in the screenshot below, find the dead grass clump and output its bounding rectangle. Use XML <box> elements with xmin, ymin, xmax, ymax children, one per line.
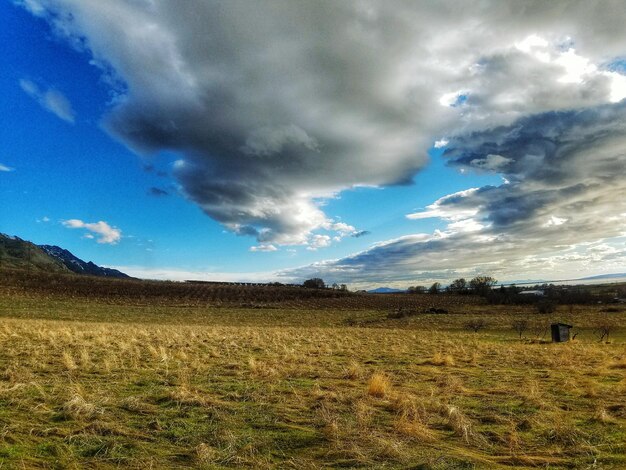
<box><xmin>394</xmin><ymin>416</ymin><xmax>435</xmax><ymax>442</ymax></box>
<box><xmin>195</xmin><ymin>443</ymin><xmax>219</xmax><ymax>464</ymax></box>
<box><xmin>62</xmin><ymin>392</ymin><xmax>103</xmax><ymax>419</ymax></box>
<box><xmin>168</xmin><ymin>387</ymin><xmax>214</xmax><ymax>407</ymax></box>
<box><xmin>79</xmin><ymin>348</ymin><xmax>91</xmax><ymax>369</ymax></box>
<box><xmin>248</xmin><ymin>357</ymin><xmax>278</xmax><ymax>378</ymax></box>
<box><xmin>168</xmin><ymin>371</ymin><xmax>216</xmax><ymax>407</ymax></box>
<box><xmin>435</xmin><ymin>374</ymin><xmax>465</xmax><ymax>394</ymax></box>
<box><xmin>354</xmin><ymin>400</ymin><xmax>374</xmax><ymax>428</ymax></box>
<box><xmin>62</xmin><ymin>350</ymin><xmax>78</xmax><ymax>371</ymax></box>
<box><xmin>543</xmin><ymin>418</ymin><xmax>588</xmax><ymax>448</ymax></box>
<box><xmin>593</xmin><ymin>406</ymin><xmax>617</xmax><ymax>424</ymax></box>
<box><xmin>367</xmin><ymin>372</ymin><xmax>391</xmax><ymax>398</ymax></box>
<box><xmin>342</xmin><ymin>360</ymin><xmax>363</xmax><ymax>380</ymax></box>
<box><xmin>317</xmin><ymin>403</ymin><xmax>340</xmax><ymax>443</ymax></box>
<box><xmin>445</xmin><ymin>405</ymin><xmax>474</xmax><ymax>443</ymax></box>
<box><xmin>119</xmin><ymin>396</ymin><xmax>155</xmax><ymax>414</ymax></box>
<box><xmin>430</xmin><ymin>352</ymin><xmax>455</xmax><ymax>366</ymax></box>
<box><xmin>370</xmin><ymin>436</ymin><xmax>404</xmax><ymax>460</ymax></box>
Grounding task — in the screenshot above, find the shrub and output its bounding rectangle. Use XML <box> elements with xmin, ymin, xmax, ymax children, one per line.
<box><xmin>302</xmin><ymin>278</ymin><xmax>325</xmax><ymax>289</ymax></box>
<box><xmin>536</xmin><ymin>299</ymin><xmax>557</xmax><ymax>314</ymax></box>
<box><xmin>512</xmin><ymin>320</ymin><xmax>529</xmax><ymax>339</ymax></box>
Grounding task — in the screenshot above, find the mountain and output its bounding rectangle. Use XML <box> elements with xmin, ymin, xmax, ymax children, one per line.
<box><xmin>0</xmin><ymin>233</ymin><xmax>129</xmax><ymax>278</ymax></box>
<box><xmin>0</xmin><ymin>233</ymin><xmax>69</xmax><ymax>273</ymax></box>
<box><xmin>39</xmin><ymin>245</ymin><xmax>130</xmax><ymax>278</ymax></box>
<box><xmin>579</xmin><ymin>273</ymin><xmax>626</xmax><ymax>280</ymax></box>
<box><xmin>367</xmin><ymin>287</ymin><xmax>406</xmax><ymax>294</ymax></box>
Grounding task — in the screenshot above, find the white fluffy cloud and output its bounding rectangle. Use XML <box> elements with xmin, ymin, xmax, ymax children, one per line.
<box><xmin>249</xmin><ymin>244</ymin><xmax>278</xmax><ymax>253</ymax></box>
<box><xmin>19</xmin><ymin>79</ymin><xmax>75</xmax><ymax>123</ymax></box>
<box><xmin>0</xmin><ymin>164</ymin><xmax>14</xmax><ymax>172</ymax></box>
<box><xmin>62</xmin><ymin>219</ymin><xmax>122</xmax><ymax>244</ymax></box>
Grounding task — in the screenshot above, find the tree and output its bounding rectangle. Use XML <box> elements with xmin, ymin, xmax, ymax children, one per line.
<box><xmin>469</xmin><ymin>276</ymin><xmax>497</xmax><ymax>296</ymax></box>
<box><xmin>448</xmin><ymin>278</ymin><xmax>467</xmax><ymax>293</ymax></box>
<box><xmin>303</xmin><ymin>278</ymin><xmax>325</xmax><ymax>289</ymax></box>
<box><xmin>428</xmin><ymin>282</ymin><xmax>441</xmax><ymax>295</ymax></box>
<box><xmin>594</xmin><ymin>321</ymin><xmax>615</xmax><ymax>342</ymax></box>
<box><xmin>407</xmin><ymin>285</ymin><xmax>426</xmax><ymax>294</ymax></box>
<box><xmin>512</xmin><ymin>320</ymin><xmax>529</xmax><ymax>339</ymax></box>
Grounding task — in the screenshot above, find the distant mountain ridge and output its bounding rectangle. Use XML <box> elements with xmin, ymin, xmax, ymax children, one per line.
<box><xmin>368</xmin><ymin>287</ymin><xmax>406</xmax><ymax>294</ymax></box>
<box><xmin>579</xmin><ymin>272</ymin><xmax>626</xmax><ymax>280</ymax></box>
<box><xmin>39</xmin><ymin>244</ymin><xmax>129</xmax><ymax>278</ymax></box>
<box><xmin>0</xmin><ymin>233</ymin><xmax>129</xmax><ymax>278</ymax></box>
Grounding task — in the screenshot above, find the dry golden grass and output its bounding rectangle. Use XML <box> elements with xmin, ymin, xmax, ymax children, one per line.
<box><xmin>0</xmin><ymin>279</ymin><xmax>624</xmax><ymax>468</ymax></box>
<box><xmin>367</xmin><ymin>372</ymin><xmax>391</xmax><ymax>398</ymax></box>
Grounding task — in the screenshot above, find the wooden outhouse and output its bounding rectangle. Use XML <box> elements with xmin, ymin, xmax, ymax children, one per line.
<box><xmin>551</xmin><ymin>323</ymin><xmax>572</xmax><ymax>342</ymax></box>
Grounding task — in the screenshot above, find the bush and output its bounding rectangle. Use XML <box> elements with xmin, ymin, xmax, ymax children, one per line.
<box><xmin>303</xmin><ymin>278</ymin><xmax>325</xmax><ymax>289</ymax></box>
<box><xmin>536</xmin><ymin>299</ymin><xmax>557</xmax><ymax>314</ymax></box>
<box><xmin>428</xmin><ymin>282</ymin><xmax>441</xmax><ymax>295</ymax></box>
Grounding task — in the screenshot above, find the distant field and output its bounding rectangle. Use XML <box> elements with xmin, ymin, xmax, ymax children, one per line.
<box><xmin>0</xmin><ymin>270</ymin><xmax>625</xmax><ymax>468</ymax></box>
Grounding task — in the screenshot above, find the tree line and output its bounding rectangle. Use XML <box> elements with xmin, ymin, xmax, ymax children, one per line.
<box><xmin>407</xmin><ymin>276</ymin><xmax>497</xmax><ymax>295</ymax></box>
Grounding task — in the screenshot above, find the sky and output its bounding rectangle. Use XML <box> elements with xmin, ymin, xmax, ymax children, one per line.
<box><xmin>1</xmin><ymin>0</ymin><xmax>625</xmax><ymax>289</ymax></box>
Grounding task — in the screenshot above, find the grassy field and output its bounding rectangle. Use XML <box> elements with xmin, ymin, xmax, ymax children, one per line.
<box><xmin>0</xmin><ymin>271</ymin><xmax>625</xmax><ymax>468</ymax></box>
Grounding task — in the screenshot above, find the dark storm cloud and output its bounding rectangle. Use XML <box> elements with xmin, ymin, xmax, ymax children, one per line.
<box><xmin>22</xmin><ymin>0</ymin><xmax>626</xmax><ymax>248</ymax></box>
<box><xmin>19</xmin><ymin>1</ymin><xmax>626</xmax><ymax>281</ymax></box>
<box><xmin>285</xmin><ymin>102</ymin><xmax>626</xmax><ymax>285</ymax></box>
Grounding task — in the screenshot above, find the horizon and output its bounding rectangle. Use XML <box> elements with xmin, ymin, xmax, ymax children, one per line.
<box><xmin>2</xmin><ymin>1</ymin><xmax>625</xmax><ymax>290</ymax></box>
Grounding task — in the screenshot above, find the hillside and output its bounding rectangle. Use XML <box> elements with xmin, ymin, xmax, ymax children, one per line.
<box><xmin>39</xmin><ymin>244</ymin><xmax>129</xmax><ymax>278</ymax></box>
<box><xmin>0</xmin><ymin>233</ymin><xmax>129</xmax><ymax>278</ymax></box>
<box><xmin>0</xmin><ymin>233</ymin><xmax>69</xmax><ymax>273</ymax></box>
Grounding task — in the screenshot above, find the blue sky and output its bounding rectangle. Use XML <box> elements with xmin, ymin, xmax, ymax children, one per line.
<box><xmin>2</xmin><ymin>1</ymin><xmax>625</xmax><ymax>287</ymax></box>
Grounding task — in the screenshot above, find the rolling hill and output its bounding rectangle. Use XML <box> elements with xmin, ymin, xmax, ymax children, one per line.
<box><xmin>0</xmin><ymin>233</ymin><xmax>129</xmax><ymax>278</ymax></box>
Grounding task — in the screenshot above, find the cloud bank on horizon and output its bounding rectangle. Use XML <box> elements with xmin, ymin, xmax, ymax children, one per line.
<box><xmin>19</xmin><ymin>0</ymin><xmax>626</xmax><ymax>284</ymax></box>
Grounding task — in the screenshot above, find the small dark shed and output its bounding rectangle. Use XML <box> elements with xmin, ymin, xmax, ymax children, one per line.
<box><xmin>551</xmin><ymin>323</ymin><xmax>572</xmax><ymax>342</ymax></box>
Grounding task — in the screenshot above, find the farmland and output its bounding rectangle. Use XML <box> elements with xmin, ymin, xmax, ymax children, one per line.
<box><xmin>0</xmin><ymin>270</ymin><xmax>625</xmax><ymax>469</ymax></box>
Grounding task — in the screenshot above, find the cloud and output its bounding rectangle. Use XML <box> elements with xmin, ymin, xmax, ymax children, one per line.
<box><xmin>148</xmin><ymin>187</ymin><xmax>169</xmax><ymax>197</ymax></box>
<box><xmin>351</xmin><ymin>230</ymin><xmax>371</xmax><ymax>238</ymax></box>
<box><xmin>20</xmin><ymin>1</ymin><xmax>626</xmax><ymax>274</ymax></box>
<box><xmin>62</xmin><ymin>219</ymin><xmax>122</xmax><ymax>244</ymax></box>
<box><xmin>0</xmin><ymin>164</ymin><xmax>14</xmax><ymax>172</ymax></box>
<box><xmin>249</xmin><ymin>244</ymin><xmax>278</xmax><ymax>252</ymax></box>
<box><xmin>285</xmin><ymin>102</ymin><xmax>626</xmax><ymax>287</ymax></box>
<box><xmin>307</xmin><ymin>234</ymin><xmax>332</xmax><ymax>251</ymax></box>
<box><xmin>19</xmin><ymin>79</ymin><xmax>75</xmax><ymax>123</ymax></box>
<box><xmin>108</xmin><ymin>266</ymin><xmax>286</xmax><ymax>283</ymax></box>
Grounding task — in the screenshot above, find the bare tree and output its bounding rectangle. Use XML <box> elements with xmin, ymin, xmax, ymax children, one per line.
<box><xmin>594</xmin><ymin>322</ymin><xmax>614</xmax><ymax>342</ymax></box>
<box><xmin>428</xmin><ymin>282</ymin><xmax>441</xmax><ymax>295</ymax></box>
<box><xmin>449</xmin><ymin>278</ymin><xmax>468</xmax><ymax>293</ymax></box>
<box><xmin>469</xmin><ymin>276</ymin><xmax>497</xmax><ymax>296</ymax></box>
<box><xmin>512</xmin><ymin>320</ymin><xmax>529</xmax><ymax>339</ymax></box>
<box><xmin>530</xmin><ymin>324</ymin><xmax>549</xmax><ymax>341</ymax></box>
